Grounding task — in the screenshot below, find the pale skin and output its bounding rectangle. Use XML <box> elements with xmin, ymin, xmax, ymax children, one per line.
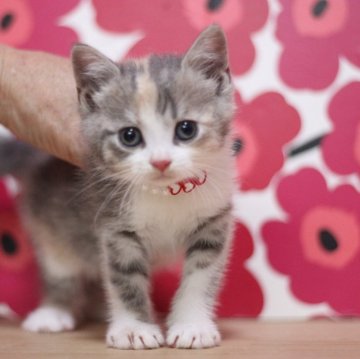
<box><xmin>0</xmin><ymin>45</ymin><xmax>84</xmax><ymax>168</ymax></box>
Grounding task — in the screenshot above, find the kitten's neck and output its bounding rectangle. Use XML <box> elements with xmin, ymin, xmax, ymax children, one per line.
<box><xmin>141</xmin><ymin>171</ymin><xmax>207</xmax><ymax>197</ymax></box>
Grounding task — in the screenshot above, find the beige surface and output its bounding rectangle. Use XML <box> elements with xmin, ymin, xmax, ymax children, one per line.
<box><xmin>1</xmin><ymin>318</ymin><xmax>360</xmax><ymax>359</ymax></box>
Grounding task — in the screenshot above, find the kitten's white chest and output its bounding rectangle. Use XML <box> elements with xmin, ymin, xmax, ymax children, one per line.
<box><xmin>132</xmin><ymin>192</ymin><xmax>197</xmax><ymax>259</ymax></box>
<box><xmin>130</xmin><ymin>178</ymin><xmax>232</xmax><ymax>263</ymax></box>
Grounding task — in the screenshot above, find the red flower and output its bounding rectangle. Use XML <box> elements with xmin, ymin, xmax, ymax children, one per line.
<box><xmin>233</xmin><ymin>91</ymin><xmax>301</xmax><ymax>191</ymax></box>
<box><xmin>93</xmin><ymin>0</ymin><xmax>268</xmax><ymax>76</ymax></box>
<box><xmin>151</xmin><ymin>222</ymin><xmax>264</xmax><ymax>317</ymax></box>
<box><xmin>322</xmin><ymin>82</ymin><xmax>360</xmax><ymax>177</ymax></box>
<box><xmin>0</xmin><ymin>181</ymin><xmax>40</xmax><ymax>317</ymax></box>
<box><xmin>0</xmin><ymin>0</ymin><xmax>79</xmax><ymax>56</ymax></box>
<box><xmin>262</xmin><ymin>169</ymin><xmax>360</xmax><ymax>315</ymax></box>
<box><xmin>276</xmin><ymin>0</ymin><xmax>360</xmax><ymax>89</ymax></box>
<box><xmin>217</xmin><ymin>222</ymin><xmax>263</xmax><ymax>317</ymax></box>
<box><xmin>0</xmin><ymin>0</ymin><xmax>32</xmax><ymax>47</ymax></box>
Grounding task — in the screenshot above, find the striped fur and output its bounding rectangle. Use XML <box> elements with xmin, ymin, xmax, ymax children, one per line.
<box><xmin>18</xmin><ymin>25</ymin><xmax>236</xmax><ymax>349</ymax></box>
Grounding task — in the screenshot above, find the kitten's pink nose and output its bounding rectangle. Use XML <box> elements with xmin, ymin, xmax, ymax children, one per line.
<box><xmin>151</xmin><ymin>160</ymin><xmax>171</xmax><ymax>172</ymax></box>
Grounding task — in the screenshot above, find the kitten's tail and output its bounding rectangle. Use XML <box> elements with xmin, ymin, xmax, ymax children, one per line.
<box><xmin>0</xmin><ymin>137</ymin><xmax>47</xmax><ymax>178</ymax></box>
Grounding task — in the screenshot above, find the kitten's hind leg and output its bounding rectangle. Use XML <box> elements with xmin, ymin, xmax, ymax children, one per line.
<box><xmin>22</xmin><ymin>304</ymin><xmax>77</xmax><ymax>333</ymax></box>
<box><xmin>22</xmin><ymin>274</ymin><xmax>86</xmax><ymax>333</ymax></box>
<box><xmin>22</xmin><ymin>249</ymin><xmax>87</xmax><ymax>333</ymax></box>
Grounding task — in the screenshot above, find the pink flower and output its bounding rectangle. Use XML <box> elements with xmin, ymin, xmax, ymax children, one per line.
<box><xmin>217</xmin><ymin>222</ymin><xmax>264</xmax><ymax>317</ymax></box>
<box><xmin>233</xmin><ymin>91</ymin><xmax>301</xmax><ymax>191</ymax></box>
<box><xmin>0</xmin><ymin>181</ymin><xmax>40</xmax><ymax>317</ymax></box>
<box><xmin>0</xmin><ymin>0</ymin><xmax>79</xmax><ymax>55</ymax></box>
<box><xmin>322</xmin><ymin>82</ymin><xmax>360</xmax><ymax>177</ymax></box>
<box><xmin>262</xmin><ymin>169</ymin><xmax>360</xmax><ymax>315</ymax></box>
<box><xmin>93</xmin><ymin>0</ymin><xmax>268</xmax><ymax>76</ymax></box>
<box><xmin>276</xmin><ymin>0</ymin><xmax>360</xmax><ymax>89</ymax></box>
<box><xmin>0</xmin><ymin>0</ymin><xmax>32</xmax><ymax>47</ymax></box>
<box><xmin>151</xmin><ymin>222</ymin><xmax>264</xmax><ymax>317</ymax></box>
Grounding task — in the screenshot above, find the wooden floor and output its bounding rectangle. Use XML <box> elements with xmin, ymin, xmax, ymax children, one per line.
<box><xmin>1</xmin><ymin>318</ymin><xmax>360</xmax><ymax>358</ymax></box>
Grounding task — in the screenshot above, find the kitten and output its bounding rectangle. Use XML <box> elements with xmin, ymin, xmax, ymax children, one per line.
<box><xmin>9</xmin><ymin>25</ymin><xmax>236</xmax><ymax>349</ymax></box>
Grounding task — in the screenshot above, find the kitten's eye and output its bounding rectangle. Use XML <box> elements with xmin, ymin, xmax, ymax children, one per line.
<box><xmin>175</xmin><ymin>120</ymin><xmax>198</xmax><ymax>142</ymax></box>
<box><xmin>119</xmin><ymin>127</ymin><xmax>143</xmax><ymax>147</ymax></box>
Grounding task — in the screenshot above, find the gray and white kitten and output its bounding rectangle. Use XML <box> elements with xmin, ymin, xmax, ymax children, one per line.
<box><xmin>16</xmin><ymin>25</ymin><xmax>236</xmax><ymax>349</ymax></box>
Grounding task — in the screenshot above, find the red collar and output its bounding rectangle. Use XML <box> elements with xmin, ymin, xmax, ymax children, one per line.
<box><xmin>168</xmin><ymin>171</ymin><xmax>207</xmax><ymax>196</ymax></box>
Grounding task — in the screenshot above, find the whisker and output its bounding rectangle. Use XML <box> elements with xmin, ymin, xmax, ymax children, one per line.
<box><xmin>94</xmin><ymin>183</ymin><xmax>121</xmax><ymax>225</ymax></box>
<box><xmin>67</xmin><ymin>171</ymin><xmax>121</xmax><ymax>205</ymax></box>
<box><xmin>118</xmin><ymin>172</ymin><xmax>143</xmax><ymax>214</ymax></box>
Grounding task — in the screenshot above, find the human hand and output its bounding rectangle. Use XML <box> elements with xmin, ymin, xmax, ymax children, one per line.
<box><xmin>0</xmin><ymin>45</ymin><xmax>85</xmax><ymax>167</ymax></box>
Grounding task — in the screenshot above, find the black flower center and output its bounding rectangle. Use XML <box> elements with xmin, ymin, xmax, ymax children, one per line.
<box><xmin>1</xmin><ymin>232</ymin><xmax>18</xmax><ymax>255</ymax></box>
<box><xmin>312</xmin><ymin>0</ymin><xmax>328</xmax><ymax>18</ymax></box>
<box><xmin>318</xmin><ymin>228</ymin><xmax>338</xmax><ymax>252</ymax></box>
<box><xmin>1</xmin><ymin>13</ymin><xmax>14</xmax><ymax>30</ymax></box>
<box><xmin>232</xmin><ymin>138</ymin><xmax>244</xmax><ymax>155</ymax></box>
<box><xmin>207</xmin><ymin>0</ymin><xmax>224</xmax><ymax>12</ymax></box>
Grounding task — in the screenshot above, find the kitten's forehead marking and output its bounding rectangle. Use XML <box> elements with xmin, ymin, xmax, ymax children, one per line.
<box><xmin>134</xmin><ymin>69</ymin><xmax>171</xmax><ymax>146</ymax></box>
<box><xmin>135</xmin><ymin>69</ymin><xmax>158</xmax><ymax>112</ymax></box>
<box><xmin>148</xmin><ymin>55</ymin><xmax>181</xmax><ymax>120</ymax></box>
<box><xmin>134</xmin><ymin>58</ymin><xmax>179</xmax><ymax>131</ymax></box>
<box><xmin>156</xmin><ymin>88</ymin><xmax>177</xmax><ymax>119</ymax></box>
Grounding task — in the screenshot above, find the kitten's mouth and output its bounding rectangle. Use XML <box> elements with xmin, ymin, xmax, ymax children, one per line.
<box><xmin>152</xmin><ymin>172</ymin><xmax>175</xmax><ymax>182</ymax></box>
<box><xmin>142</xmin><ymin>170</ymin><xmax>207</xmax><ymax>196</ymax></box>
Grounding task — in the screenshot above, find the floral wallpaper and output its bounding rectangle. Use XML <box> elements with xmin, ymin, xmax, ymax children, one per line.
<box><xmin>263</xmin><ymin>168</ymin><xmax>360</xmax><ymax>315</ymax></box>
<box><xmin>277</xmin><ymin>0</ymin><xmax>360</xmax><ymax>89</ymax></box>
<box><xmin>0</xmin><ymin>0</ymin><xmax>78</xmax><ymax>55</ymax></box>
<box><xmin>0</xmin><ymin>0</ymin><xmax>359</xmax><ymax>320</ymax></box>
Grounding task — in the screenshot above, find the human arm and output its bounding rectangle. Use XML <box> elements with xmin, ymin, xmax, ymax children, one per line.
<box><xmin>0</xmin><ymin>45</ymin><xmax>85</xmax><ymax>167</ymax></box>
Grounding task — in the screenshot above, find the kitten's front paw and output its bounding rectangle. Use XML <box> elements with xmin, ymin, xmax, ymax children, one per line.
<box><xmin>166</xmin><ymin>321</ymin><xmax>221</xmax><ymax>349</ymax></box>
<box><xmin>106</xmin><ymin>320</ymin><xmax>164</xmax><ymax>350</ymax></box>
<box><xmin>22</xmin><ymin>306</ymin><xmax>76</xmax><ymax>333</ymax></box>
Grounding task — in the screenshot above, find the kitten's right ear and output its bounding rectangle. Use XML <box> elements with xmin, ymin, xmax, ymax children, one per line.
<box><xmin>71</xmin><ymin>44</ymin><xmax>119</xmax><ymax>111</ymax></box>
<box><xmin>183</xmin><ymin>24</ymin><xmax>228</xmax><ymax>81</ymax></box>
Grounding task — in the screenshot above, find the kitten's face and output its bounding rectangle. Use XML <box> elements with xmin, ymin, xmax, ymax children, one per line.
<box><xmin>72</xmin><ymin>25</ymin><xmax>235</xmax><ymax>188</ymax></box>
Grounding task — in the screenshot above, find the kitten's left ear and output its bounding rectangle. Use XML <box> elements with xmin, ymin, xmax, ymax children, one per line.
<box><xmin>71</xmin><ymin>44</ymin><xmax>119</xmax><ymax>111</ymax></box>
<box><xmin>183</xmin><ymin>24</ymin><xmax>229</xmax><ymax>80</ymax></box>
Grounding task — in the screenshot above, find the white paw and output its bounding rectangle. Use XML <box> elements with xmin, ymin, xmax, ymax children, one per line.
<box><xmin>166</xmin><ymin>321</ymin><xmax>221</xmax><ymax>349</ymax></box>
<box><xmin>106</xmin><ymin>320</ymin><xmax>164</xmax><ymax>350</ymax></box>
<box><xmin>22</xmin><ymin>306</ymin><xmax>76</xmax><ymax>333</ymax></box>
